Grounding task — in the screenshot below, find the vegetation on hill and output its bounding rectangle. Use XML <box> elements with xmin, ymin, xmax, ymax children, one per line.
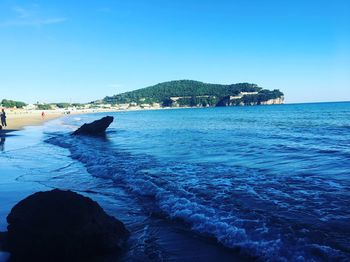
<box><xmin>50</xmin><ymin>103</ymin><xmax>84</xmax><ymax>109</ymax></box>
<box><xmin>103</xmin><ymin>80</ymin><xmax>283</xmax><ymax>107</ymax></box>
<box><xmin>37</xmin><ymin>104</ymin><xmax>52</xmax><ymax>110</ymax></box>
<box><xmin>1</xmin><ymin>99</ymin><xmax>27</xmax><ymax>108</ymax></box>
<box><xmin>54</xmin><ymin>103</ymin><xmax>71</xmax><ymax>109</ymax></box>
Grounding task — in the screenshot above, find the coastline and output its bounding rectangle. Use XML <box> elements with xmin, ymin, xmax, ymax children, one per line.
<box><xmin>0</xmin><ymin>107</ymin><xmax>191</xmax><ymax>134</ymax></box>
<box><xmin>0</xmin><ymin>109</ymin><xmax>121</xmax><ymax>135</ymax></box>
<box><xmin>0</xmin><ymin>102</ymin><xmax>290</xmax><ymax>132</ymax></box>
<box><xmin>3</xmin><ymin>111</ymin><xmax>62</xmax><ymax>131</ymax></box>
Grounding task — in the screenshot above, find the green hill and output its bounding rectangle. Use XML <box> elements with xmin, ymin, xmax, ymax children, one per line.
<box><xmin>1</xmin><ymin>99</ymin><xmax>27</xmax><ymax>108</ymax></box>
<box><xmin>103</xmin><ymin>80</ymin><xmax>284</xmax><ymax>107</ymax></box>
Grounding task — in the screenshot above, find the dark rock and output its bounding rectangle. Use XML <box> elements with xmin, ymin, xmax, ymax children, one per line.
<box><xmin>72</xmin><ymin>116</ymin><xmax>114</xmax><ymax>136</ymax></box>
<box><xmin>216</xmin><ymin>96</ymin><xmax>230</xmax><ymax>107</ymax></box>
<box><xmin>0</xmin><ymin>232</ymin><xmax>8</xmax><ymax>251</ymax></box>
<box><xmin>4</xmin><ymin>189</ymin><xmax>128</xmax><ymax>261</ymax></box>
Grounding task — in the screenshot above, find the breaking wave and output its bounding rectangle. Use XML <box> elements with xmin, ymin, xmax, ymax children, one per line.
<box><xmin>46</xmin><ymin>128</ymin><xmax>350</xmax><ymax>261</ymax></box>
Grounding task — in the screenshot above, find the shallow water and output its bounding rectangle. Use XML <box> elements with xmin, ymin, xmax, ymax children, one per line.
<box><xmin>1</xmin><ymin>102</ymin><xmax>350</xmax><ymax>261</ymax></box>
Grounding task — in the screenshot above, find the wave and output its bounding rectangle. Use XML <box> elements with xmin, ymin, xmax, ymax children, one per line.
<box><xmin>46</xmin><ymin>133</ymin><xmax>350</xmax><ymax>261</ymax></box>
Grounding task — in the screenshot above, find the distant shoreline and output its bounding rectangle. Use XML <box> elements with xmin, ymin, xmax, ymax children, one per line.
<box><xmin>1</xmin><ymin>101</ymin><xmax>348</xmax><ymax>135</ymax></box>
<box><xmin>0</xmin><ymin>109</ymin><xmax>118</xmax><ymax>135</ymax></box>
<box><xmin>0</xmin><ymin>107</ymin><xmax>194</xmax><ymax>133</ymax></box>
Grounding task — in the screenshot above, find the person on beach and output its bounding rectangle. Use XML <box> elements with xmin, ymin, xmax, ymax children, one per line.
<box><xmin>41</xmin><ymin>111</ymin><xmax>45</xmax><ymax>119</ymax></box>
<box><xmin>1</xmin><ymin>109</ymin><xmax>7</xmax><ymax>127</ymax></box>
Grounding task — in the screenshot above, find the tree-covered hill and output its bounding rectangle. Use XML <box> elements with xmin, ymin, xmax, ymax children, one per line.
<box><xmin>1</xmin><ymin>99</ymin><xmax>27</xmax><ymax>108</ymax></box>
<box><xmin>103</xmin><ymin>80</ymin><xmax>284</xmax><ymax>107</ymax></box>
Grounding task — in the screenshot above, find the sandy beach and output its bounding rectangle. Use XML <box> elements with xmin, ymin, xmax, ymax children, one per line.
<box><xmin>2</xmin><ymin>110</ymin><xmax>63</xmax><ymax>130</ymax></box>
<box><xmin>0</xmin><ymin>107</ymin><xmax>182</xmax><ymax>134</ymax></box>
<box><xmin>0</xmin><ymin>108</ymin><xmax>122</xmax><ymax>133</ymax></box>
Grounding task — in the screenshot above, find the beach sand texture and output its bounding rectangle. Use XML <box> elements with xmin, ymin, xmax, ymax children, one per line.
<box><xmin>3</xmin><ymin>110</ymin><xmax>63</xmax><ymax>130</ymax></box>
<box><xmin>0</xmin><ymin>107</ymin><xmax>157</xmax><ymax>133</ymax></box>
<box><xmin>0</xmin><ymin>108</ymin><xmax>118</xmax><ymax>131</ymax></box>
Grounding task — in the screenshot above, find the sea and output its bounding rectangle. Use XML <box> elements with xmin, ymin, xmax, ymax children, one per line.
<box><xmin>0</xmin><ymin>102</ymin><xmax>349</xmax><ymax>261</ymax></box>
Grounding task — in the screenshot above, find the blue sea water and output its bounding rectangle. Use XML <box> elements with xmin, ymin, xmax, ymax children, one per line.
<box><xmin>1</xmin><ymin>102</ymin><xmax>350</xmax><ymax>261</ymax></box>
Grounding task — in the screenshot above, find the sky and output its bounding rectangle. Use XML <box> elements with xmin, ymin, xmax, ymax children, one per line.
<box><xmin>0</xmin><ymin>0</ymin><xmax>349</xmax><ymax>104</ymax></box>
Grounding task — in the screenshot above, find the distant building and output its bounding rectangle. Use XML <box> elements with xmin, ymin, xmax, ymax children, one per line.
<box><xmin>230</xmin><ymin>92</ymin><xmax>259</xmax><ymax>100</ymax></box>
<box><xmin>241</xmin><ymin>92</ymin><xmax>258</xmax><ymax>96</ymax></box>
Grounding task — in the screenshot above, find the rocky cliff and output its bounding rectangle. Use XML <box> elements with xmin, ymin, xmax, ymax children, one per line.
<box><xmin>260</xmin><ymin>97</ymin><xmax>284</xmax><ymax>105</ymax></box>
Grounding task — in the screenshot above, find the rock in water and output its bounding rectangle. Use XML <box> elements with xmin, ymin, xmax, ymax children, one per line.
<box><xmin>72</xmin><ymin>116</ymin><xmax>114</xmax><ymax>136</ymax></box>
<box><xmin>5</xmin><ymin>189</ymin><xmax>129</xmax><ymax>261</ymax></box>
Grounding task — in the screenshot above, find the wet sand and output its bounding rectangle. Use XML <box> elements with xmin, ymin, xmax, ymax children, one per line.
<box><xmin>0</xmin><ymin>127</ymin><xmax>51</xmax><ymax>260</ymax></box>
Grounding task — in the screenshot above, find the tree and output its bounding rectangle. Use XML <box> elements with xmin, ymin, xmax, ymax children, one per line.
<box><xmin>55</xmin><ymin>103</ymin><xmax>71</xmax><ymax>109</ymax></box>
<box><xmin>162</xmin><ymin>98</ymin><xmax>173</xmax><ymax>107</ymax></box>
<box><xmin>37</xmin><ymin>104</ymin><xmax>52</xmax><ymax>110</ymax></box>
<box><xmin>1</xmin><ymin>99</ymin><xmax>27</xmax><ymax>108</ymax></box>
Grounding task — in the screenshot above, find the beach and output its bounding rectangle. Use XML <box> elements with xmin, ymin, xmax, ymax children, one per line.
<box><xmin>0</xmin><ymin>107</ymin><xmax>188</xmax><ymax>134</ymax></box>
<box><xmin>2</xmin><ymin>110</ymin><xmax>63</xmax><ymax>131</ymax></box>
<box><xmin>0</xmin><ymin>108</ymin><xmax>124</xmax><ymax>133</ymax></box>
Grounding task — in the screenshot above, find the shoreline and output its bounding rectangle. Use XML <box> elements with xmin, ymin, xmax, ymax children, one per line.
<box><xmin>0</xmin><ymin>109</ymin><xmax>121</xmax><ymax>135</ymax></box>
<box><xmin>0</xmin><ymin>107</ymin><xmax>192</xmax><ymax>135</ymax></box>
<box><xmin>0</xmin><ymin>111</ymin><xmax>63</xmax><ymax>137</ymax></box>
<box><xmin>4</xmin><ymin>112</ymin><xmax>63</xmax><ymax>130</ymax></box>
<box><xmin>0</xmin><ymin>127</ymin><xmax>250</xmax><ymax>262</ymax></box>
<box><xmin>1</xmin><ymin>101</ymin><xmax>348</xmax><ymax>134</ymax></box>
<box><xmin>2</xmin><ymin>101</ymin><xmax>342</xmax><ymax>135</ymax></box>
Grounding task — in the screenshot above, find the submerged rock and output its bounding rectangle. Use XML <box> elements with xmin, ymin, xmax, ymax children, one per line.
<box><xmin>3</xmin><ymin>189</ymin><xmax>128</xmax><ymax>261</ymax></box>
<box><xmin>72</xmin><ymin>116</ymin><xmax>114</xmax><ymax>136</ymax></box>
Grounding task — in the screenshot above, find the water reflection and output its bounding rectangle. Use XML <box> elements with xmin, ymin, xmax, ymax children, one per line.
<box><xmin>0</xmin><ymin>137</ymin><xmax>5</xmax><ymax>151</ymax></box>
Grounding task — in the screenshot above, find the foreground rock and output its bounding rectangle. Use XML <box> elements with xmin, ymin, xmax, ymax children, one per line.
<box><xmin>2</xmin><ymin>189</ymin><xmax>128</xmax><ymax>261</ymax></box>
<box><xmin>72</xmin><ymin>116</ymin><xmax>114</xmax><ymax>136</ymax></box>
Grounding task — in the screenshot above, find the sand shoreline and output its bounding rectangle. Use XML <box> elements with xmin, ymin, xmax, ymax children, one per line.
<box><xmin>3</xmin><ymin>111</ymin><xmax>63</xmax><ymax>131</ymax></box>
<box><xmin>0</xmin><ymin>107</ymin><xmax>194</xmax><ymax>135</ymax></box>
<box><xmin>0</xmin><ymin>109</ymin><xmax>123</xmax><ymax>134</ymax></box>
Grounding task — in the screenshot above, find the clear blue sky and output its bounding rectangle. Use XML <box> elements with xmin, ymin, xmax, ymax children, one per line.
<box><xmin>0</xmin><ymin>0</ymin><xmax>349</xmax><ymax>103</ymax></box>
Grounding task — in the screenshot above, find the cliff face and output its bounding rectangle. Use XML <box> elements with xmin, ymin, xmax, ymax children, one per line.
<box><xmin>216</xmin><ymin>96</ymin><xmax>284</xmax><ymax>107</ymax></box>
<box><xmin>260</xmin><ymin>97</ymin><xmax>284</xmax><ymax>105</ymax></box>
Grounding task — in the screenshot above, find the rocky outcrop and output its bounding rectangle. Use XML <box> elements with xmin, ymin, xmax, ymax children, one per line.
<box><xmin>72</xmin><ymin>116</ymin><xmax>114</xmax><ymax>136</ymax></box>
<box><xmin>216</xmin><ymin>96</ymin><xmax>284</xmax><ymax>107</ymax></box>
<box><xmin>260</xmin><ymin>97</ymin><xmax>284</xmax><ymax>105</ymax></box>
<box><xmin>2</xmin><ymin>189</ymin><xmax>128</xmax><ymax>261</ymax></box>
<box><xmin>216</xmin><ymin>96</ymin><xmax>231</xmax><ymax>107</ymax></box>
